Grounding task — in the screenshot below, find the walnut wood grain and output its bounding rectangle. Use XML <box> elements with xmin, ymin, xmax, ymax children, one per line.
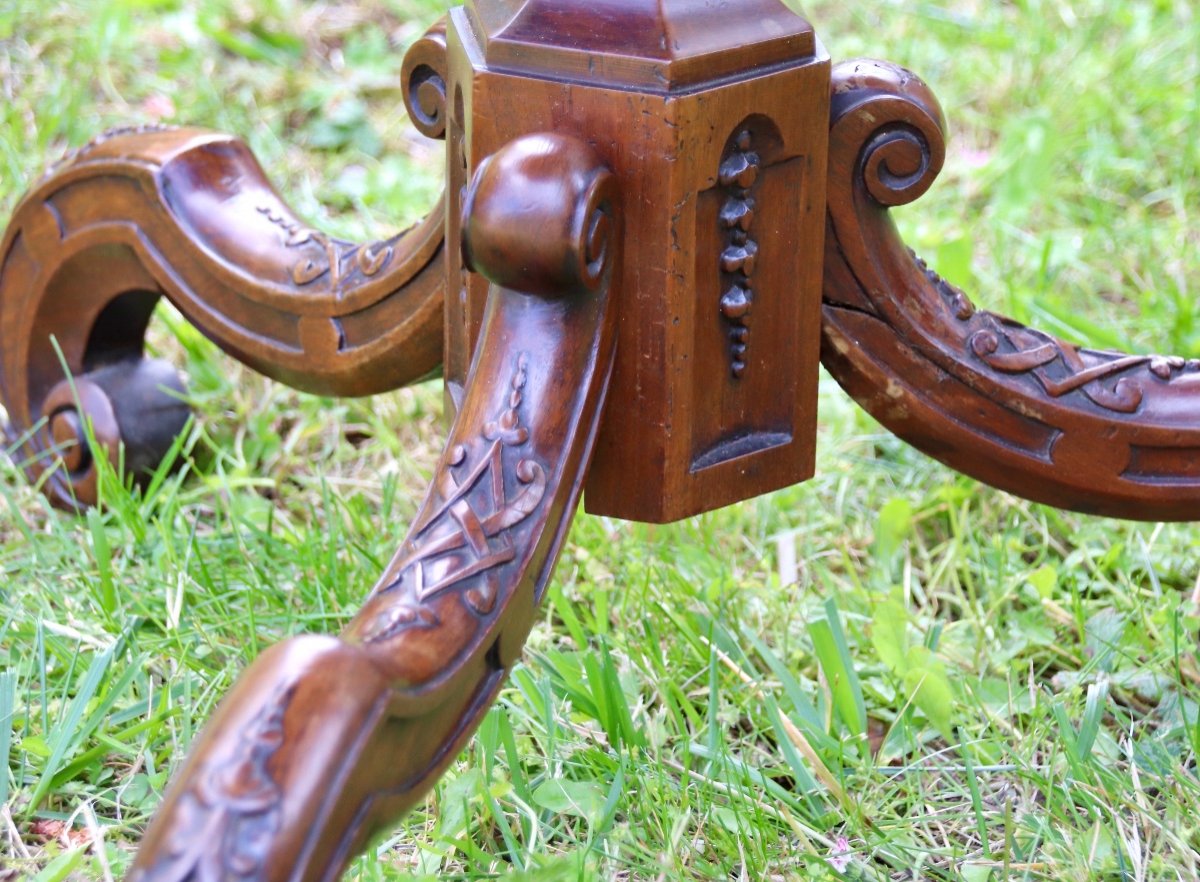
<box><xmin>0</xmin><ymin>22</ymin><xmax>451</xmax><ymax>510</ymax></box>
<box><xmin>126</xmin><ymin>131</ymin><xmax>620</xmax><ymax>882</ymax></box>
<box><xmin>821</xmin><ymin>59</ymin><xmax>1200</xmax><ymax>520</ymax></box>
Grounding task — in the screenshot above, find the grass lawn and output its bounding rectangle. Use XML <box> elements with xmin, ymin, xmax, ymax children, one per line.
<box><xmin>1</xmin><ymin>0</ymin><xmax>1199</xmax><ymax>879</ymax></box>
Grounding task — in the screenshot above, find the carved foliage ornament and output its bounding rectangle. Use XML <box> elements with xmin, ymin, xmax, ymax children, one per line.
<box><xmin>969</xmin><ymin>324</ymin><xmax>1198</xmax><ymax>414</ymax></box>
<box><xmin>256</xmin><ymin>205</ymin><xmax>396</xmax><ymax>291</ymax></box>
<box><xmin>362</xmin><ymin>354</ymin><xmax>547</xmax><ymax>643</ymax></box>
<box><xmin>916</xmin><ymin>255</ymin><xmax>1200</xmax><ymax>416</ymax></box>
<box><xmin>132</xmin><ymin>687</ymin><xmax>293</xmax><ymax>882</ymax></box>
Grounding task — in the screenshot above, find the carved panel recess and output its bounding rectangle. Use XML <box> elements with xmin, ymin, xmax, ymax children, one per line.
<box><xmin>453</xmin><ymin>8</ymin><xmax>830</xmax><ymax>523</ymax></box>
<box><xmin>688</xmin><ymin>115</ymin><xmax>820</xmax><ymax>483</ymax></box>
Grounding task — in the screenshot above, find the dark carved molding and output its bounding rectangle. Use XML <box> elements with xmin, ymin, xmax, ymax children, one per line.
<box><xmin>401</xmin><ymin>17</ymin><xmax>449</xmax><ymax>141</ymax></box>
<box><xmin>718</xmin><ymin>129</ymin><xmax>762</xmax><ymax>378</ymax></box>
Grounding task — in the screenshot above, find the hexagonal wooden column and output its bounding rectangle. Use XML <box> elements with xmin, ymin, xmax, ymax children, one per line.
<box><xmin>443</xmin><ymin>0</ymin><xmax>831</xmax><ymax>523</ymax></box>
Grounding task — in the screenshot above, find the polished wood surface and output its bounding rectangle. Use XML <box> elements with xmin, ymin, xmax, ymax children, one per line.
<box><xmin>128</xmin><ymin>131</ymin><xmax>619</xmax><ymax>882</ymax></box>
<box><xmin>468</xmin><ymin>0</ymin><xmax>814</xmax><ymax>92</ymax></box>
<box><xmin>821</xmin><ymin>59</ymin><xmax>1200</xmax><ymax>521</ymax></box>
<box><xmin>0</xmin><ymin>121</ymin><xmax>445</xmax><ymax>508</ymax></box>
<box><xmin>1</xmin><ymin>1</ymin><xmax>1198</xmax><ymax>879</ymax></box>
<box><xmin>444</xmin><ymin>0</ymin><xmax>831</xmax><ymax>523</ymax></box>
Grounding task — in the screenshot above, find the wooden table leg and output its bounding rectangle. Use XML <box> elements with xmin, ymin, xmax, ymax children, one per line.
<box><xmin>821</xmin><ymin>60</ymin><xmax>1200</xmax><ymax>521</ymax></box>
<box><xmin>125</xmin><ymin>131</ymin><xmax>620</xmax><ymax>882</ymax></box>
<box><xmin>0</xmin><ymin>127</ymin><xmax>445</xmax><ymax>509</ymax></box>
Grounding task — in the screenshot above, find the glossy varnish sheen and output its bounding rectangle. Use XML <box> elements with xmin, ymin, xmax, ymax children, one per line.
<box><xmin>1</xmin><ymin>2</ymin><xmax>1198</xmax><ymax>880</ymax></box>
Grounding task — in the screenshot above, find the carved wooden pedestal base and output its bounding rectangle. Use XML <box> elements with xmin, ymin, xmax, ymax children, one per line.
<box><xmin>2</xmin><ymin>2</ymin><xmax>1197</xmax><ymax>879</ymax></box>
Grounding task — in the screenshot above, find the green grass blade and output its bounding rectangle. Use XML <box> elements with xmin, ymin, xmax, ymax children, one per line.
<box><xmin>86</xmin><ymin>508</ymin><xmax>117</xmax><ymax>616</ymax></box>
<box><xmin>0</xmin><ymin>670</ymin><xmax>15</xmax><ymax>808</ymax></box>
<box><xmin>26</xmin><ymin>642</ymin><xmax>115</xmax><ymax>813</ymax></box>
<box><xmin>808</xmin><ymin>599</ymin><xmax>866</xmax><ymax>738</ymax></box>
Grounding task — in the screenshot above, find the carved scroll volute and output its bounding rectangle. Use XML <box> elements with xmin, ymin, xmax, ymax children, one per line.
<box><xmin>127</xmin><ymin>132</ymin><xmax>620</xmax><ymax>882</ymax></box>
<box><xmin>821</xmin><ymin>59</ymin><xmax>1200</xmax><ymax>520</ymax></box>
<box><xmin>402</xmin><ymin>17</ymin><xmax>450</xmax><ymax>141</ymax></box>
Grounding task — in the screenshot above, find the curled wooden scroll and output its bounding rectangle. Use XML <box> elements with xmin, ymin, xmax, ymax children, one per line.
<box><xmin>0</xmin><ymin>21</ymin><xmax>451</xmax><ymax>510</ymax></box>
<box><xmin>126</xmin><ymin>131</ymin><xmax>620</xmax><ymax>882</ymax></box>
<box><xmin>821</xmin><ymin>59</ymin><xmax>1200</xmax><ymax>521</ymax></box>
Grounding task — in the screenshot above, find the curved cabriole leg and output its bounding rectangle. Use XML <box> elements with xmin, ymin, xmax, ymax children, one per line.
<box><xmin>821</xmin><ymin>59</ymin><xmax>1200</xmax><ymax>521</ymax></box>
<box><xmin>126</xmin><ymin>132</ymin><xmax>620</xmax><ymax>882</ymax></box>
<box><xmin>0</xmin><ymin>21</ymin><xmax>451</xmax><ymax>510</ymax></box>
